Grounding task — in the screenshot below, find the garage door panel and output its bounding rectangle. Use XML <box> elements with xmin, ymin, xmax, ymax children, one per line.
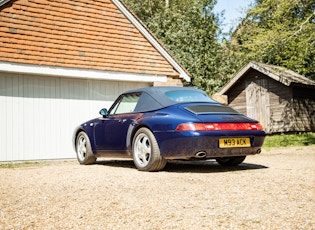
<box><xmin>0</xmin><ymin>72</ymin><xmax>150</xmax><ymax>161</ymax></box>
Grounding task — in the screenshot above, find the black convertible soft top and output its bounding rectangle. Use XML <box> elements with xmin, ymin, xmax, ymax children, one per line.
<box><xmin>123</xmin><ymin>86</ymin><xmax>216</xmax><ymax>113</ymax></box>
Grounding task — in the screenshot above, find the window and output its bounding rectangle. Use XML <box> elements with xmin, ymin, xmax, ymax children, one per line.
<box><xmin>165</xmin><ymin>90</ymin><xmax>215</xmax><ymax>103</ymax></box>
<box><xmin>110</xmin><ymin>93</ymin><xmax>141</xmax><ymax>115</ymax></box>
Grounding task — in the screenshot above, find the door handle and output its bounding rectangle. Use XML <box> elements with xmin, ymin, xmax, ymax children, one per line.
<box><xmin>118</xmin><ymin>119</ymin><xmax>127</xmax><ymax>123</ymax></box>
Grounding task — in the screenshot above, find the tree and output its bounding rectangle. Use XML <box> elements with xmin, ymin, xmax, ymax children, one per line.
<box><xmin>230</xmin><ymin>0</ymin><xmax>315</xmax><ymax>80</ymax></box>
<box><xmin>122</xmin><ymin>0</ymin><xmax>225</xmax><ymax>94</ymax></box>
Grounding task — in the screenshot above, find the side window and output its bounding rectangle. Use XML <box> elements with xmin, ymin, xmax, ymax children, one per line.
<box><xmin>109</xmin><ymin>93</ymin><xmax>141</xmax><ymax>115</ymax></box>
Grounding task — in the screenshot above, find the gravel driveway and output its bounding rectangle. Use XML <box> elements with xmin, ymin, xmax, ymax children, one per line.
<box><xmin>1</xmin><ymin>146</ymin><xmax>314</xmax><ymax>229</ymax></box>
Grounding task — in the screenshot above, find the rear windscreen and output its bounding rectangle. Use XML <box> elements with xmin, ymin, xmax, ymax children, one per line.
<box><xmin>165</xmin><ymin>90</ymin><xmax>215</xmax><ymax>103</ymax></box>
<box><xmin>185</xmin><ymin>105</ymin><xmax>239</xmax><ymax>114</ymax></box>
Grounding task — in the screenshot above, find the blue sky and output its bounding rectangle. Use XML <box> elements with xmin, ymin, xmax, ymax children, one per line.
<box><xmin>213</xmin><ymin>0</ymin><xmax>254</xmax><ymax>34</ymax></box>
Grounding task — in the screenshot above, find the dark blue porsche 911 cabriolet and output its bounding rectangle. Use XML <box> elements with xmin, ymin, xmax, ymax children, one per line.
<box><xmin>73</xmin><ymin>86</ymin><xmax>265</xmax><ymax>171</ymax></box>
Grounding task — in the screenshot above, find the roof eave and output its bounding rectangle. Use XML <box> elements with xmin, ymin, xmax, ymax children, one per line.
<box><xmin>0</xmin><ymin>0</ymin><xmax>10</xmax><ymax>7</ymax></box>
<box><xmin>216</xmin><ymin>62</ymin><xmax>255</xmax><ymax>95</ymax></box>
<box><xmin>0</xmin><ymin>61</ymin><xmax>168</xmax><ymax>82</ymax></box>
<box><xmin>217</xmin><ymin>61</ymin><xmax>293</xmax><ymax>95</ymax></box>
<box><xmin>291</xmin><ymin>82</ymin><xmax>315</xmax><ymax>89</ymax></box>
<box><xmin>112</xmin><ymin>0</ymin><xmax>190</xmax><ymax>82</ymax></box>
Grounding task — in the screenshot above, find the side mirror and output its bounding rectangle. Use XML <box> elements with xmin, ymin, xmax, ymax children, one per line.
<box><xmin>99</xmin><ymin>108</ymin><xmax>108</xmax><ymax>118</ymax></box>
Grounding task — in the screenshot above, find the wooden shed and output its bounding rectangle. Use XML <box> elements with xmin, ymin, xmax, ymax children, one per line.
<box><xmin>216</xmin><ymin>62</ymin><xmax>315</xmax><ymax>134</ymax></box>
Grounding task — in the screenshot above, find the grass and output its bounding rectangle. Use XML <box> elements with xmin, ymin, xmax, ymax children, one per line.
<box><xmin>0</xmin><ymin>161</ymin><xmax>44</xmax><ymax>169</ymax></box>
<box><xmin>0</xmin><ymin>160</ymin><xmax>73</xmax><ymax>169</ymax></box>
<box><xmin>263</xmin><ymin>132</ymin><xmax>315</xmax><ymax>149</ymax></box>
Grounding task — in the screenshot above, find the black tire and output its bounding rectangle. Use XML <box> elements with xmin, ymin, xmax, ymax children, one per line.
<box><xmin>216</xmin><ymin>156</ymin><xmax>246</xmax><ymax>166</ymax></box>
<box><xmin>75</xmin><ymin>131</ymin><xmax>96</xmax><ymax>165</ymax></box>
<box><xmin>132</xmin><ymin>128</ymin><xmax>167</xmax><ymax>172</ymax></box>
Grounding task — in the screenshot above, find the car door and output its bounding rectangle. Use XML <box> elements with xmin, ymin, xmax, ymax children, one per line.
<box><xmin>94</xmin><ymin>93</ymin><xmax>141</xmax><ymax>151</ymax></box>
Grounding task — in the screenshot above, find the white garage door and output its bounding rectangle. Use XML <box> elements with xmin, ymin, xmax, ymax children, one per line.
<box><xmin>0</xmin><ymin>72</ymin><xmax>150</xmax><ymax>161</ymax></box>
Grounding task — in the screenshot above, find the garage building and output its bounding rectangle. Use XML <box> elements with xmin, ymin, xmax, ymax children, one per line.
<box><xmin>0</xmin><ymin>0</ymin><xmax>190</xmax><ymax>161</ymax></box>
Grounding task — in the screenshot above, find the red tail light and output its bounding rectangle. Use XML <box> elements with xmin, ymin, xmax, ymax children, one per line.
<box><xmin>176</xmin><ymin>123</ymin><xmax>263</xmax><ymax>131</ymax></box>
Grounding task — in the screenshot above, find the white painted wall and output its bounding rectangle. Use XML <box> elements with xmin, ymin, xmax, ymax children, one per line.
<box><xmin>0</xmin><ymin>72</ymin><xmax>150</xmax><ymax>161</ymax></box>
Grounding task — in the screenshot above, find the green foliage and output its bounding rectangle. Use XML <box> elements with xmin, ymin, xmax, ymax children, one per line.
<box><xmin>229</xmin><ymin>0</ymin><xmax>315</xmax><ymax>80</ymax></box>
<box><xmin>122</xmin><ymin>0</ymin><xmax>314</xmax><ymax>94</ymax></box>
<box><xmin>263</xmin><ymin>132</ymin><xmax>315</xmax><ymax>148</ymax></box>
<box><xmin>122</xmin><ymin>0</ymin><xmax>225</xmax><ymax>94</ymax></box>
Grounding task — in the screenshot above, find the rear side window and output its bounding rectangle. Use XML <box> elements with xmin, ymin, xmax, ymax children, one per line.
<box><xmin>110</xmin><ymin>93</ymin><xmax>141</xmax><ymax>115</ymax></box>
<box><xmin>165</xmin><ymin>90</ymin><xmax>215</xmax><ymax>103</ymax></box>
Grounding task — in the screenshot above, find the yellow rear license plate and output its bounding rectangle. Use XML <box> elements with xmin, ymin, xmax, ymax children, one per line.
<box><xmin>219</xmin><ymin>138</ymin><xmax>251</xmax><ymax>148</ymax></box>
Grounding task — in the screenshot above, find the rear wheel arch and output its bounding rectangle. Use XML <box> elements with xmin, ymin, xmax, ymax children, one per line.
<box><xmin>129</xmin><ymin>124</ymin><xmax>152</xmax><ymax>148</ymax></box>
<box><xmin>132</xmin><ymin>127</ymin><xmax>167</xmax><ymax>171</ymax></box>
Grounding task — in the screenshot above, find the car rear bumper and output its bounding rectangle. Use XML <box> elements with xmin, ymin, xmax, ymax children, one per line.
<box><xmin>154</xmin><ymin>131</ymin><xmax>265</xmax><ymax>160</ymax></box>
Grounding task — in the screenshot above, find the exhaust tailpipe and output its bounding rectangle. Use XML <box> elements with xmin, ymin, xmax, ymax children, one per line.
<box><xmin>195</xmin><ymin>151</ymin><xmax>207</xmax><ymax>158</ymax></box>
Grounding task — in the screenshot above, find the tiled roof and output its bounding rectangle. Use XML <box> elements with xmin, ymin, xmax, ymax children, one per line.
<box><xmin>0</xmin><ymin>0</ymin><xmax>182</xmax><ymax>77</ymax></box>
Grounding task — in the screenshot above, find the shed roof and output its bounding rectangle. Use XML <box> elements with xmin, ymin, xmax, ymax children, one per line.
<box><xmin>217</xmin><ymin>61</ymin><xmax>315</xmax><ymax>95</ymax></box>
<box><xmin>0</xmin><ymin>0</ymin><xmax>190</xmax><ymax>81</ymax></box>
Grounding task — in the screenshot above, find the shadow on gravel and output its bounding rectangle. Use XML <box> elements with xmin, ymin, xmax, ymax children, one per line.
<box><xmin>164</xmin><ymin>160</ymin><xmax>268</xmax><ymax>173</ymax></box>
<box><xmin>95</xmin><ymin>159</ymin><xmax>268</xmax><ymax>173</ymax></box>
<box><xmin>95</xmin><ymin>160</ymin><xmax>135</xmax><ymax>169</ymax></box>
